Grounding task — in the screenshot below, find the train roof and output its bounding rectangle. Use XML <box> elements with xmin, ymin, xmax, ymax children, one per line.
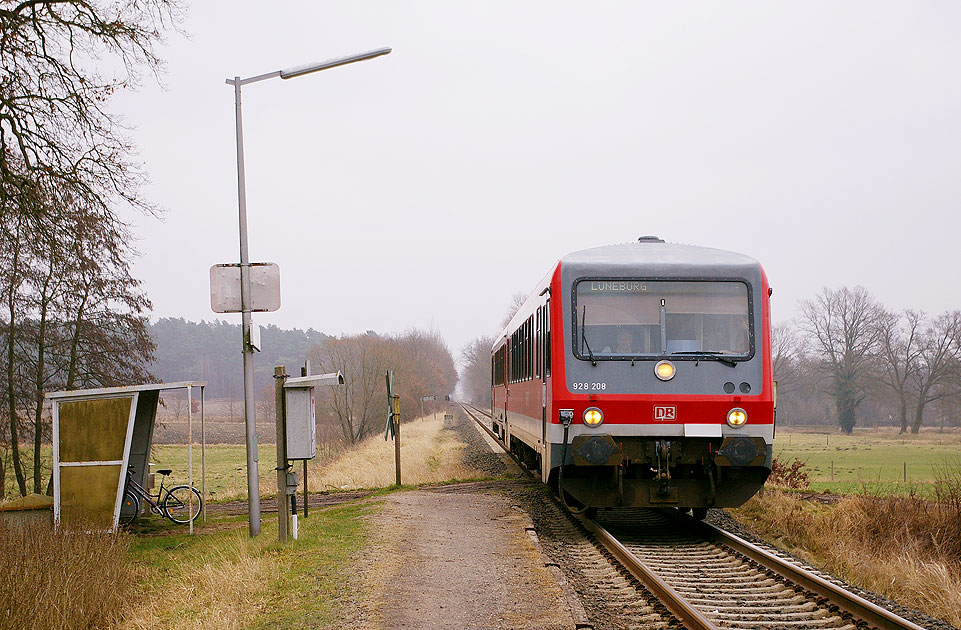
<box><xmin>560</xmin><ymin>238</ymin><xmax>760</xmax><ymax>271</ymax></box>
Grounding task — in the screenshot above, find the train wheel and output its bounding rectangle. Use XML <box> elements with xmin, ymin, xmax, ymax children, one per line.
<box><xmin>692</xmin><ymin>507</ymin><xmax>708</xmax><ymax>520</ymax></box>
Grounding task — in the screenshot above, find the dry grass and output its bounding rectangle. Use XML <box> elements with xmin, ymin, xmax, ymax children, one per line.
<box><xmin>123</xmin><ymin>500</ymin><xmax>375</xmax><ymax>629</ymax></box>
<box><xmin>733</xmin><ymin>475</ymin><xmax>961</xmax><ymax>626</ymax></box>
<box><xmin>0</xmin><ymin>523</ymin><xmax>138</xmax><ymax>630</ymax></box>
<box><xmin>123</xmin><ymin>532</ymin><xmax>273</xmax><ymax>630</ymax></box>
<box><xmin>308</xmin><ymin>413</ymin><xmax>480</xmax><ymax>491</ymax></box>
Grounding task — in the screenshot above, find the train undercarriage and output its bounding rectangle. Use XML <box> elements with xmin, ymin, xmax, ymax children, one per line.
<box><xmin>505</xmin><ymin>429</ymin><xmax>772</xmax><ymax>511</ymax></box>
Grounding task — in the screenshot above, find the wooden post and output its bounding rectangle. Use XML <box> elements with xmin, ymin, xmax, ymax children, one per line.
<box><xmin>393</xmin><ymin>394</ymin><xmax>401</xmax><ymax>486</ymax></box>
<box><xmin>274</xmin><ymin>365</ymin><xmax>289</xmax><ymax>542</ymax></box>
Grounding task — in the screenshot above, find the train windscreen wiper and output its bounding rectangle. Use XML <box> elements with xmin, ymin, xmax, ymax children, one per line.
<box><xmin>580</xmin><ymin>305</ymin><xmax>596</xmax><ymax>366</ymax></box>
<box><xmin>671</xmin><ymin>350</ymin><xmax>738</xmax><ymax>368</ymax></box>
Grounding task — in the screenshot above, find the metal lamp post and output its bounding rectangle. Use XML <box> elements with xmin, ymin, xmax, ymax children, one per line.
<box><xmin>225</xmin><ymin>47</ymin><xmax>391</xmax><ymax>537</ymax></box>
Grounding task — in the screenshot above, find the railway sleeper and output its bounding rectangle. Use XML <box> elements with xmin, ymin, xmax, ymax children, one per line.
<box><xmin>706</xmin><ymin>619</ymin><xmax>854</xmax><ymax>630</ymax></box>
<box><xmin>682</xmin><ymin>592</ymin><xmax>810</xmax><ymax>605</ymax></box>
<box><xmin>672</xmin><ymin>583</ymin><xmax>786</xmax><ymax>595</ymax></box>
<box><xmin>708</xmin><ymin>606</ymin><xmax>837</xmax><ymax>622</ymax></box>
<box><xmin>689</xmin><ymin>600</ymin><xmax>818</xmax><ymax>613</ymax></box>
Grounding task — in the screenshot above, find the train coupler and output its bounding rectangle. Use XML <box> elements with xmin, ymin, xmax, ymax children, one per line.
<box><xmin>570</xmin><ymin>434</ymin><xmax>623</xmax><ymax>466</ymax></box>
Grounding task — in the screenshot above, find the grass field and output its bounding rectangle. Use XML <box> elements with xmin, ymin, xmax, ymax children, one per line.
<box><xmin>123</xmin><ymin>502</ymin><xmax>377</xmax><ymax>630</ymax></box>
<box><xmin>772</xmin><ymin>426</ymin><xmax>961</xmax><ymax>495</ymax></box>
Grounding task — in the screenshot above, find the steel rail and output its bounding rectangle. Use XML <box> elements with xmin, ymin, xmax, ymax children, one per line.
<box><xmin>577</xmin><ymin>516</ymin><xmax>720</xmax><ymax>630</ymax></box>
<box><xmin>693</xmin><ymin>517</ymin><xmax>928</xmax><ymax>630</ymax></box>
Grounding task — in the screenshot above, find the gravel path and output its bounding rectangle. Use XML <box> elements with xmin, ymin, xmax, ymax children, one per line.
<box><xmin>352</xmin><ymin>490</ymin><xmax>575</xmax><ymax>629</ymax></box>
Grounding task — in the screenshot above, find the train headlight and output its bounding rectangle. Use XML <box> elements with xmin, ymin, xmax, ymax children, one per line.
<box><xmin>726</xmin><ymin>407</ymin><xmax>747</xmax><ymax>428</ymax></box>
<box><xmin>654</xmin><ymin>360</ymin><xmax>676</xmax><ymax>381</ymax></box>
<box><xmin>583</xmin><ymin>407</ymin><xmax>604</xmax><ymax>427</ymax></box>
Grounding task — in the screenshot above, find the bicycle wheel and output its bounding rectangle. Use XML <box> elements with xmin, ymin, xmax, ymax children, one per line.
<box><xmin>119</xmin><ymin>490</ymin><xmax>141</xmax><ymax>525</ymax></box>
<box><xmin>161</xmin><ymin>485</ymin><xmax>202</xmax><ymax>524</ymax></box>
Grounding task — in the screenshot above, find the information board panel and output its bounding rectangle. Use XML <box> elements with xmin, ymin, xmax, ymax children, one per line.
<box><xmin>210</xmin><ymin>262</ymin><xmax>281</xmax><ymax>313</ymax></box>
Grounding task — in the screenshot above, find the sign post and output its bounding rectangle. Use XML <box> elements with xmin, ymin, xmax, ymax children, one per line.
<box><xmin>210</xmin><ymin>262</ymin><xmax>281</xmax><ymax>539</ymax></box>
<box><xmin>385</xmin><ymin>371</ymin><xmax>401</xmax><ymax>486</ymax></box>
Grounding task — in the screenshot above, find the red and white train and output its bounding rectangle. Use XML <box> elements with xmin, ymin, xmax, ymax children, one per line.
<box><xmin>490</xmin><ymin>237</ymin><xmax>774</xmax><ymax>516</ymax></box>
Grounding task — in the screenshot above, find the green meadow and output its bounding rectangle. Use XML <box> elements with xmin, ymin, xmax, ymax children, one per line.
<box><xmin>773</xmin><ymin>426</ymin><xmax>961</xmax><ymax>496</ymax></box>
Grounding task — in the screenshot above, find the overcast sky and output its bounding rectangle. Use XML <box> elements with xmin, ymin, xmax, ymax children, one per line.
<box><xmin>115</xmin><ymin>2</ymin><xmax>961</xmax><ymax>360</ymax></box>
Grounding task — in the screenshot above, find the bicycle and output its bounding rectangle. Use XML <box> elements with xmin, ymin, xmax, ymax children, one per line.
<box><xmin>120</xmin><ymin>466</ymin><xmax>202</xmax><ymax>525</ymax></box>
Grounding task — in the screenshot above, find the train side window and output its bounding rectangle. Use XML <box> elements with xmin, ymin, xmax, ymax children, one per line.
<box><xmin>518</xmin><ymin>324</ymin><xmax>523</xmax><ymax>383</ymax></box>
<box><xmin>511</xmin><ymin>331</ymin><xmax>517</xmax><ymax>383</ymax></box>
<box><xmin>526</xmin><ymin>317</ymin><xmax>532</xmax><ymax>381</ymax></box>
<box><xmin>522</xmin><ymin>319</ymin><xmax>528</xmax><ymax>382</ymax></box>
<box><xmin>535</xmin><ymin>307</ymin><xmax>541</xmax><ymax>379</ymax></box>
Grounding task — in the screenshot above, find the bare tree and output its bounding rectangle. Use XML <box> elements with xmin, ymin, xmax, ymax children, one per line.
<box><xmin>771</xmin><ymin>323</ymin><xmax>802</xmax><ymax>391</ymax></box>
<box><xmin>0</xmin><ymin>0</ymin><xmax>183</xmax><ymax>231</ymax></box>
<box><xmin>460</xmin><ymin>335</ymin><xmax>496</xmax><ymax>406</ymax></box>
<box><xmin>499</xmin><ymin>292</ymin><xmax>528</xmax><ymax>328</ymax></box>
<box><xmin>0</xmin><ymin>0</ymin><xmax>177</xmax><ymax>498</ymax></box>
<box><xmin>309</xmin><ymin>329</ymin><xmax>458</xmax><ymax>446</ymax></box>
<box><xmin>1</xmin><ymin>195</ymin><xmax>154</xmax><ymax>497</ymax></box>
<box><xmin>875</xmin><ymin>309</ymin><xmax>924</xmax><ymax>433</ymax></box>
<box><xmin>311</xmin><ymin>334</ymin><xmax>392</xmax><ymax>444</ymax></box>
<box><xmin>908</xmin><ymin>311</ymin><xmax>961</xmax><ymax>434</ymax></box>
<box><xmin>799</xmin><ymin>286</ymin><xmax>885</xmax><ymax>434</ymax></box>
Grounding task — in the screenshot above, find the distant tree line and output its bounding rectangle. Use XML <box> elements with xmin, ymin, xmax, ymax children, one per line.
<box><xmin>148</xmin><ymin>318</ymin><xmax>330</xmax><ymax>399</ymax></box>
<box><xmin>459</xmin><ymin>287</ymin><xmax>961</xmax><ymax>435</ymax></box>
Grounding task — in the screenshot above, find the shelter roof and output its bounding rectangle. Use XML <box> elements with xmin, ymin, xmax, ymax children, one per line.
<box><xmin>45</xmin><ymin>381</ymin><xmax>207</xmax><ymax>400</ymax></box>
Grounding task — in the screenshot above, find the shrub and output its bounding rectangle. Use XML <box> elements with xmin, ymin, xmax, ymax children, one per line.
<box><xmin>0</xmin><ymin>522</ymin><xmax>138</xmax><ymax>630</ymax></box>
<box><xmin>766</xmin><ymin>457</ymin><xmax>810</xmax><ymax>489</ymax></box>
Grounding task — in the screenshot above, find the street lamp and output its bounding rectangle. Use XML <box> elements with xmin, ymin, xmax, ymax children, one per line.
<box><xmin>225</xmin><ymin>46</ymin><xmax>391</xmax><ymax>537</ymax></box>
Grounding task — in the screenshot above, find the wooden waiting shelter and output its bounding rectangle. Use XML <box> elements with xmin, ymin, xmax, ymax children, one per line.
<box><xmin>46</xmin><ymin>381</ymin><xmax>206</xmax><ymax>532</ymax></box>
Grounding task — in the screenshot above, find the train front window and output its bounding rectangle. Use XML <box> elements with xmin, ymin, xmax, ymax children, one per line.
<box><xmin>573</xmin><ymin>279</ymin><xmax>751</xmax><ymax>360</ymax></box>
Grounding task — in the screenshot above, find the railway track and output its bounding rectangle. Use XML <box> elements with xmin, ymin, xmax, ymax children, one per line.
<box><xmin>459</xmin><ymin>402</ymin><xmax>930</xmax><ymax>630</ymax></box>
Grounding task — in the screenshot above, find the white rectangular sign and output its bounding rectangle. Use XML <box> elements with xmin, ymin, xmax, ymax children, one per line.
<box><xmin>210</xmin><ymin>263</ymin><xmax>281</xmax><ymax>313</ymax></box>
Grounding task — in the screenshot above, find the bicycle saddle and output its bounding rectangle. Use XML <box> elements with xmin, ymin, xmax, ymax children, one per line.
<box><xmin>157</xmin><ymin>469</ymin><xmax>173</xmax><ymax>476</ymax></box>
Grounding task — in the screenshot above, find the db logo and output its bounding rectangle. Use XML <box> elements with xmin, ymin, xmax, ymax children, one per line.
<box><xmin>653</xmin><ymin>406</ymin><xmax>677</xmax><ymax>421</ymax></box>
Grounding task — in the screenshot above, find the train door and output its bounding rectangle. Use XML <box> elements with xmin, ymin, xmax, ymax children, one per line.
<box><xmin>537</xmin><ymin>306</ymin><xmax>545</xmax><ymax>448</ymax></box>
<box><xmin>504</xmin><ymin>335</ymin><xmax>510</xmax><ymax>441</ymax></box>
<box><xmin>543</xmin><ymin>299</ymin><xmax>551</xmax><ymax>481</ymax></box>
